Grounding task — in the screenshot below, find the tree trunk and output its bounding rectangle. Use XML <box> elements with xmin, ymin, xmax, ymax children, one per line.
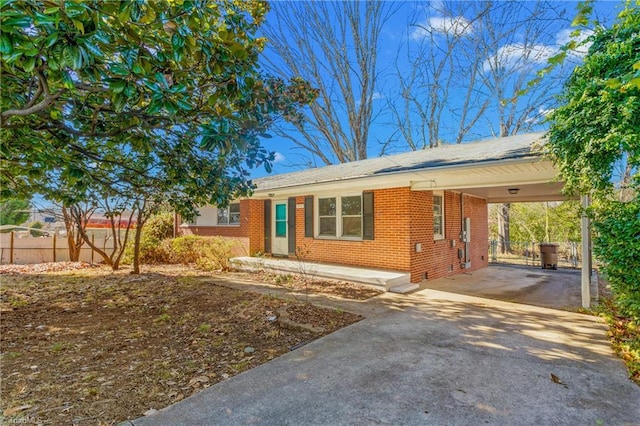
<box><xmin>62</xmin><ymin>205</ymin><xmax>87</xmax><ymax>262</ymax></box>
<box><xmin>132</xmin><ymin>224</ymin><xmax>142</xmax><ymax>274</ymax></box>
<box><xmin>498</xmin><ymin>203</ymin><xmax>512</xmax><ymax>254</ymax></box>
<box><xmin>67</xmin><ymin>233</ymin><xmax>81</xmax><ymax>261</ymax></box>
<box><xmin>62</xmin><ymin>207</ymin><xmax>80</xmax><ymax>261</ymax></box>
<box><xmin>132</xmin><ymin>210</ymin><xmax>146</xmax><ymax>275</ymax></box>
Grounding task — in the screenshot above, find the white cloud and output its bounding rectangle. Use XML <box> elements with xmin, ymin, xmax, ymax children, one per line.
<box><xmin>410</xmin><ymin>15</ymin><xmax>473</xmax><ymax>40</ymax></box>
<box><xmin>273</xmin><ymin>152</ymin><xmax>285</xmax><ymax>163</ymax></box>
<box><xmin>538</xmin><ymin>106</ymin><xmax>554</xmax><ymax>118</ymax></box>
<box><xmin>525</xmin><ymin>106</ymin><xmax>555</xmax><ymax>124</ymax></box>
<box><xmin>482</xmin><ymin>43</ymin><xmax>558</xmax><ymax>73</ymax></box>
<box><xmin>481</xmin><ymin>26</ymin><xmax>594</xmax><ymax>74</ymax></box>
<box><xmin>357</xmin><ymin>92</ymin><xmax>384</xmax><ymax>106</ymax></box>
<box><xmin>556</xmin><ymin>28</ymin><xmax>594</xmax><ymax>58</ymax></box>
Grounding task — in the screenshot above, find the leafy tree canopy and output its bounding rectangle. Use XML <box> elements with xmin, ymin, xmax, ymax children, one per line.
<box><xmin>0</xmin><ymin>0</ymin><xmax>316</xmax><ymax>219</ymax></box>
<box><xmin>548</xmin><ymin>1</ymin><xmax>640</xmax><ymax>321</ymax></box>
<box><xmin>547</xmin><ymin>1</ymin><xmax>639</xmax><ymax>195</ymax></box>
<box><xmin>0</xmin><ymin>197</ymin><xmax>30</xmax><ymax>225</ymax></box>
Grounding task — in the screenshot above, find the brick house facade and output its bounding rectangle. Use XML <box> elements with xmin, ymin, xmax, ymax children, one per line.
<box><xmin>179</xmin><ymin>133</ymin><xmax>563</xmax><ymax>285</ymax></box>
<box><xmin>180</xmin><ymin>187</ymin><xmax>488</xmax><ymax>283</ymax></box>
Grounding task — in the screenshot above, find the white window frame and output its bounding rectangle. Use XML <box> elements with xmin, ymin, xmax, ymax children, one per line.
<box><xmin>315</xmin><ymin>194</ymin><xmax>363</xmax><ymax>240</ymax></box>
<box><xmin>317</xmin><ymin>197</ymin><xmax>337</xmax><ymax>237</ymax></box>
<box><xmin>216</xmin><ymin>203</ymin><xmax>241</xmax><ymax>226</ymax></box>
<box><xmin>433</xmin><ymin>191</ymin><xmax>445</xmax><ymax>240</ymax></box>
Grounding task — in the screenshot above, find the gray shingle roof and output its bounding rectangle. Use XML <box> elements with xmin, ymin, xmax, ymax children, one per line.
<box><xmin>254</xmin><ymin>132</ymin><xmax>546</xmax><ymax>191</ymax></box>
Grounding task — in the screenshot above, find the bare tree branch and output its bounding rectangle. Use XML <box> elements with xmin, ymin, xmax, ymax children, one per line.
<box><xmin>262</xmin><ymin>1</ymin><xmax>397</xmax><ymax>165</ymax></box>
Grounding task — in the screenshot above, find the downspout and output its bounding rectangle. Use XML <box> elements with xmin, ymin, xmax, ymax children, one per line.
<box><xmin>460</xmin><ymin>193</ymin><xmax>464</xmax><ymax>242</ymax></box>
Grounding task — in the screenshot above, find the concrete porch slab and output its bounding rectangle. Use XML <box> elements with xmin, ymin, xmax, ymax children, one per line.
<box><xmin>231</xmin><ymin>256</ymin><xmax>410</xmax><ymax>291</ymax></box>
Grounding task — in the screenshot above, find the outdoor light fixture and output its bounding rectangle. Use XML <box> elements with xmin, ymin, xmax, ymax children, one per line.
<box><xmin>508</xmin><ymin>188</ymin><xmax>520</xmax><ymax>195</ymax></box>
<box><xmin>268</xmin><ymin>193</ymin><xmax>275</xmax><ymax>197</ymax></box>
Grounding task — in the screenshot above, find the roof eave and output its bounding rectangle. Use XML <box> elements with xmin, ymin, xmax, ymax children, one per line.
<box><xmin>252</xmin><ymin>154</ymin><xmax>547</xmax><ymax>198</ymax></box>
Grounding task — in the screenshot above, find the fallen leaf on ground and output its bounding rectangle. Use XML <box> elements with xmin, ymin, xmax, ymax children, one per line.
<box><xmin>551</xmin><ymin>373</ymin><xmax>568</xmax><ymax>388</ymax></box>
<box><xmin>3</xmin><ymin>405</ymin><xmax>32</xmax><ymax>416</ymax></box>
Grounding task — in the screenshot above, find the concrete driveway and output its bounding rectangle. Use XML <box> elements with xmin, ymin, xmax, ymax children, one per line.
<box><xmin>129</xmin><ymin>283</ymin><xmax>639</xmax><ymax>425</ymax></box>
<box><xmin>422</xmin><ymin>264</ymin><xmax>595</xmax><ymax>311</ymax></box>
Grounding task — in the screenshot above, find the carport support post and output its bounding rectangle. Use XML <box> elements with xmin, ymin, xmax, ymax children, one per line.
<box><xmin>581</xmin><ymin>195</ymin><xmax>591</xmax><ymax>308</ymax></box>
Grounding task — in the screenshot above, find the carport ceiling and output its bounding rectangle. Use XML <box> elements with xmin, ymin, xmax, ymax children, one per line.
<box><xmin>452</xmin><ymin>181</ymin><xmax>571</xmax><ymax>203</ymax></box>
<box><xmin>409</xmin><ymin>159</ymin><xmax>571</xmax><ymax>203</ymax></box>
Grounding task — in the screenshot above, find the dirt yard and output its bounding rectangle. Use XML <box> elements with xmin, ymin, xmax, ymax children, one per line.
<box><xmin>0</xmin><ymin>263</ymin><xmax>375</xmax><ymax>425</ymax></box>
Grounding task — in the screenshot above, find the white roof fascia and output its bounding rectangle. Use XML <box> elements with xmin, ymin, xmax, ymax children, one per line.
<box><xmin>251</xmin><ymin>156</ymin><xmax>554</xmax><ymax>199</ymax></box>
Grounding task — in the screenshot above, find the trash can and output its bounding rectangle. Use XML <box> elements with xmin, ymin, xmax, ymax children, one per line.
<box><xmin>539</xmin><ymin>243</ymin><xmax>558</xmax><ymax>270</ymax></box>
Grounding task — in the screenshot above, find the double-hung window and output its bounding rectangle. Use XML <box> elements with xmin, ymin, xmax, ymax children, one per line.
<box><xmin>317</xmin><ymin>195</ymin><xmax>362</xmax><ymax>239</ymax></box>
<box><xmin>318</xmin><ymin>197</ymin><xmax>337</xmax><ymax>236</ymax></box>
<box><xmin>433</xmin><ymin>192</ymin><xmax>444</xmax><ymax>239</ymax></box>
<box><xmin>341</xmin><ymin>196</ymin><xmax>362</xmax><ymax>237</ymax></box>
<box><xmin>217</xmin><ymin>203</ymin><xmax>240</xmax><ymax>225</ymax></box>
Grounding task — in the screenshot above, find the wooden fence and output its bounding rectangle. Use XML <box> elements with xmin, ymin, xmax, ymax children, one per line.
<box><xmin>0</xmin><ymin>232</ymin><xmax>116</xmax><ymax>265</ymax></box>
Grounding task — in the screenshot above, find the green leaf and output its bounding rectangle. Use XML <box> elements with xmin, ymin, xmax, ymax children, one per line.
<box><xmin>23</xmin><ymin>46</ymin><xmax>39</xmax><ymax>57</ymax></box>
<box><xmin>3</xmin><ymin>16</ymin><xmax>31</xmax><ymax>28</ymax></box>
<box><xmin>0</xmin><ymin>33</ymin><xmax>12</xmax><ymax>54</ymax></box>
<box><xmin>117</xmin><ymin>5</ymin><xmax>130</xmax><ymax>23</ymax></box>
<box><xmin>164</xmin><ymin>100</ymin><xmax>178</xmax><ymax>114</ymax></box>
<box><xmin>154</xmin><ymin>72</ymin><xmax>168</xmax><ymax>89</ymax></box>
<box><xmin>72</xmin><ymin>19</ymin><xmax>84</xmax><ymax>34</ymax></box>
<box><xmin>79</xmin><ymin>40</ymin><xmax>102</xmax><ymax>56</ymax></box>
<box><xmin>71</xmin><ymin>47</ymin><xmax>83</xmax><ymax>69</ymax></box>
<box><xmin>44</xmin><ymin>33</ymin><xmax>58</xmax><ymax>48</ymax></box>
<box><xmin>548</xmin><ymin>51</ymin><xmax>567</xmax><ymax>66</ymax></box>
<box><xmin>67</xmin><ymin>167</ymin><xmax>84</xmax><ymax>179</ymax></box>
<box><xmin>2</xmin><ymin>50</ymin><xmax>23</xmax><ymax>63</ymax></box>
<box><xmin>111</xmin><ymin>63</ymin><xmax>129</xmax><ymax>76</ymax></box>
<box><xmin>626</xmin><ymin>77</ymin><xmax>640</xmax><ymax>90</ymax></box>
<box><xmin>176</xmin><ymin>99</ymin><xmax>193</xmax><ymax>111</ymax></box>
<box><xmin>130</xmin><ymin>2</ymin><xmax>142</xmax><ymax>21</ymax></box>
<box><xmin>110</xmin><ymin>80</ymin><xmax>127</xmax><ymax>94</ymax></box>
<box><xmin>112</xmin><ymin>93</ymin><xmax>126</xmax><ymax>112</ymax></box>
<box><xmin>61</xmin><ymin>72</ymin><xmax>74</xmax><ymax>89</ymax></box>
<box><xmin>22</xmin><ymin>56</ymin><xmax>35</xmax><ymax>72</ymax></box>
<box><xmin>172</xmin><ymin>34</ymin><xmax>185</xmax><ymax>50</ymax></box>
<box><xmin>605</xmin><ymin>78</ymin><xmax>622</xmax><ymax>89</ymax></box>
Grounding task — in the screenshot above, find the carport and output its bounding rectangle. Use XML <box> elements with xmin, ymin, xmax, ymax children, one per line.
<box><xmin>422</xmin><ymin>264</ymin><xmax>596</xmax><ymax>310</ymax></box>
<box><xmin>408</xmin><ymin>140</ymin><xmax>594</xmax><ymax>308</ymax></box>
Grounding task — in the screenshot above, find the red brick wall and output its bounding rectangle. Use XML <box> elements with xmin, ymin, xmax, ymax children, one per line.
<box><xmin>465</xmin><ymin>195</ymin><xmax>489</xmax><ymax>272</ymax></box>
<box><xmin>410</xmin><ymin>192</ymin><xmax>488</xmax><ymax>282</ymax></box>
<box><xmin>245</xmin><ymin>199</ymin><xmax>265</xmax><ymax>254</ymax></box>
<box><xmin>292</xmin><ymin>188</ymin><xmax>412</xmax><ymax>271</ymax></box>
<box><xmin>184</xmin><ymin>189</ymin><xmax>489</xmax><ymax>283</ymax></box>
<box><xmin>285</xmin><ymin>188</ymin><xmax>487</xmax><ymax>282</ymax></box>
<box><xmin>180</xmin><ymin>199</ymin><xmax>265</xmax><ymax>256</ymax></box>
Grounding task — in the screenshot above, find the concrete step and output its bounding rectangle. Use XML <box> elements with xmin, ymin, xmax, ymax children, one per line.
<box><xmin>231</xmin><ymin>256</ymin><xmax>410</xmax><ymax>292</ymax></box>
<box><xmin>389</xmin><ymin>283</ymin><xmax>420</xmax><ymax>294</ymax></box>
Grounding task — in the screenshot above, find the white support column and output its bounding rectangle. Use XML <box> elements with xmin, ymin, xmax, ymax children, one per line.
<box><xmin>581</xmin><ymin>195</ymin><xmax>591</xmax><ymax>308</ymax></box>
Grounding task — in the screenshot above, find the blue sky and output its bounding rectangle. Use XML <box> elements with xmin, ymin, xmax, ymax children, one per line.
<box><xmin>251</xmin><ymin>0</ymin><xmax>623</xmax><ymax>179</ymax></box>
